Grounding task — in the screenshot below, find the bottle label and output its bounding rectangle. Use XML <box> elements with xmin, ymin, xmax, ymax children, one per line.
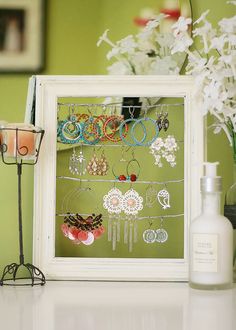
<box><xmin>192</xmin><ymin>234</ymin><xmax>218</xmax><ymax>272</ymax></box>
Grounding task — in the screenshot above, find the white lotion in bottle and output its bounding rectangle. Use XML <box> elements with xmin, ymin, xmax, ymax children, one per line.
<box><xmin>189</xmin><ymin>162</ymin><xmax>233</xmax><ymax>289</ymax></box>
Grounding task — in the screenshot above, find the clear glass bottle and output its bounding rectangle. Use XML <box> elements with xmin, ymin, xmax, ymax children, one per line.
<box><xmin>189</xmin><ymin>162</ymin><xmax>233</xmax><ymax>290</ymax></box>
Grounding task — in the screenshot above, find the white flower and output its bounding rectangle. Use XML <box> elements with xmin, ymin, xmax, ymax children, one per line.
<box><xmin>137</xmin><ymin>36</ymin><xmax>155</xmax><ymax>53</ymax></box>
<box><xmin>193</xmin><ymin>10</ymin><xmax>210</xmax><ymax>25</ymax></box>
<box><xmin>107</xmin><ymin>47</ymin><xmax>120</xmax><ymax>60</ymax></box>
<box><xmin>150</xmin><ymin>56</ymin><xmax>178</xmax><ymax>75</ymax></box>
<box><xmin>219</xmin><ymin>16</ymin><xmax>236</xmax><ymax>34</ymax></box>
<box><xmin>97</xmin><ymin>29</ymin><xmax>114</xmax><ymax>47</ymax></box>
<box><xmin>193</xmin><ymin>21</ymin><xmax>213</xmax><ymax>38</ymax></box>
<box><xmin>156</xmin><ymin>33</ymin><xmax>175</xmax><ymax>48</ymax></box>
<box><xmin>172</xmin><ymin>16</ymin><xmax>192</xmax><ymax>37</ymax></box>
<box><xmin>210</xmin><ymin>35</ymin><xmax>227</xmax><ymax>51</ymax></box>
<box><xmin>187</xmin><ymin>57</ymin><xmax>207</xmax><ymax>74</ymax></box>
<box><xmin>107</xmin><ymin>61</ymin><xmax>133</xmax><ymax>75</ymax></box>
<box><xmin>203</xmin><ymin>80</ymin><xmax>228</xmax><ymax>113</ymax></box>
<box><xmin>228</xmin><ymin>34</ymin><xmax>236</xmax><ymax>46</ymax></box>
<box><xmin>131</xmin><ymin>52</ymin><xmax>152</xmax><ymax>74</ymax></box>
<box><xmin>117</xmin><ymin>35</ymin><xmax>137</xmax><ymax>54</ymax></box>
<box><xmin>171</xmin><ymin>32</ymin><xmax>193</xmax><ymax>54</ymax></box>
<box><xmin>144</xmin><ymin>14</ymin><xmax>166</xmax><ymax>31</ymax></box>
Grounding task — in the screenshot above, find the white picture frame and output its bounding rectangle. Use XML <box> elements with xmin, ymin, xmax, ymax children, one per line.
<box><xmin>33</xmin><ymin>75</ymin><xmax>204</xmax><ymax>281</ymax></box>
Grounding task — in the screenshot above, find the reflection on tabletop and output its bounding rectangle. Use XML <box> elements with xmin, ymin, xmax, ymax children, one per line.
<box><xmin>0</xmin><ymin>282</ymin><xmax>235</xmax><ymax>330</ymax></box>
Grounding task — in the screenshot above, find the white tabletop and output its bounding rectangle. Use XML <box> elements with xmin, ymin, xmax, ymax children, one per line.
<box><xmin>0</xmin><ymin>281</ymin><xmax>235</xmax><ymax>330</ymax></box>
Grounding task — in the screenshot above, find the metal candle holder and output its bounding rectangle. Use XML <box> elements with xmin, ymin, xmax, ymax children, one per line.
<box><xmin>0</xmin><ymin>126</ymin><xmax>46</xmax><ymax>286</ymax></box>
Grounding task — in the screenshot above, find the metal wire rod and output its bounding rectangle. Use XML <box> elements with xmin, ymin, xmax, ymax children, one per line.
<box><xmin>57</xmin><ymin>176</ymin><xmax>184</xmax><ymax>185</ymax></box>
<box><xmin>57</xmin><ymin>140</ymin><xmax>184</xmax><ymax>148</ymax></box>
<box><xmin>57</xmin><ymin>102</ymin><xmax>184</xmax><ymax>108</ymax></box>
<box><xmin>56</xmin><ymin>212</ymin><xmax>184</xmax><ymax>220</ymax></box>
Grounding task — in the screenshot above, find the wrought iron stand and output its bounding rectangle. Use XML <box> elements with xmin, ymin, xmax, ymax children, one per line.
<box><xmin>0</xmin><ymin>126</ymin><xmax>46</xmax><ymax>286</ymax></box>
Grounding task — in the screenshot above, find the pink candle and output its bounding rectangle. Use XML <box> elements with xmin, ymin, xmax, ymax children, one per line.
<box><xmin>3</xmin><ymin>123</ymin><xmax>37</xmax><ymax>159</ymax></box>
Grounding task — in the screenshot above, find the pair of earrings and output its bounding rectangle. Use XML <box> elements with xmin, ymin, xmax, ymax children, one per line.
<box><xmin>87</xmin><ymin>150</ymin><xmax>109</xmax><ymax>176</ymax></box>
<box><xmin>149</xmin><ymin>135</ymin><xmax>179</xmax><ymax>168</ymax></box>
<box><xmin>145</xmin><ymin>185</ymin><xmax>171</xmax><ymax>210</ymax></box>
<box><xmin>103</xmin><ymin>187</ymin><xmax>143</xmax><ymax>216</ymax></box>
<box><xmin>112</xmin><ymin>150</ymin><xmax>140</xmax><ymax>182</ymax></box>
<box><xmin>103</xmin><ymin>187</ymin><xmax>143</xmax><ymax>252</ymax></box>
<box><xmin>143</xmin><ymin>219</ymin><xmax>168</xmax><ymax>244</ymax></box>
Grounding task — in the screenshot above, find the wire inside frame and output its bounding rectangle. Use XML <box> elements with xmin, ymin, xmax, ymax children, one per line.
<box><xmin>33</xmin><ymin>75</ymin><xmax>204</xmax><ymax>281</ymax></box>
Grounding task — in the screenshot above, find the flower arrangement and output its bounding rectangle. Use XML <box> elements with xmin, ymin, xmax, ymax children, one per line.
<box><xmin>97</xmin><ymin>13</ymin><xmax>190</xmax><ymax>75</ymax></box>
<box><xmin>97</xmin><ymin>1</ymin><xmax>236</xmax><ymax>155</ymax></box>
<box><xmin>170</xmin><ymin>1</ymin><xmax>236</xmax><ymax>156</ymax></box>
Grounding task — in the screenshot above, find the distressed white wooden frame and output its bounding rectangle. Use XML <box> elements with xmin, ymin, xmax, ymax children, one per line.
<box><xmin>33</xmin><ymin>75</ymin><xmax>204</xmax><ymax>281</ymax></box>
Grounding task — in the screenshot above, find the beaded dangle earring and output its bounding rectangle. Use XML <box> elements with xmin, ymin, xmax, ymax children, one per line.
<box><xmin>112</xmin><ymin>146</ymin><xmax>129</xmax><ymax>181</ymax></box>
<box><xmin>87</xmin><ymin>148</ymin><xmax>100</xmax><ymax>175</ymax></box>
<box><xmin>57</xmin><ymin>104</ymin><xmax>82</xmax><ymax>144</ymax></box>
<box><xmin>126</xmin><ymin>151</ymin><xmax>140</xmax><ymax>182</ymax></box>
<box><xmin>87</xmin><ymin>148</ymin><xmax>109</xmax><ymax>176</ymax></box>
<box><xmin>97</xmin><ymin>149</ymin><xmax>109</xmax><ymax>176</ymax></box>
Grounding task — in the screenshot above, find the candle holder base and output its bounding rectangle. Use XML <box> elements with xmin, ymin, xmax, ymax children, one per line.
<box><xmin>0</xmin><ymin>262</ymin><xmax>46</xmax><ymax>286</ymax></box>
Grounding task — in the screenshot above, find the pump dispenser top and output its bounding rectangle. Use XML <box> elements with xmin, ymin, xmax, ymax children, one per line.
<box><xmin>201</xmin><ymin>162</ymin><xmax>222</xmax><ymax>193</ymax></box>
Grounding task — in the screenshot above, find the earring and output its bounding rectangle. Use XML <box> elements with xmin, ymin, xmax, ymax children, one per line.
<box><xmin>97</xmin><ymin>150</ymin><xmax>109</xmax><ymax>176</ymax></box>
<box><xmin>126</xmin><ymin>153</ymin><xmax>140</xmax><ymax>182</ymax></box>
<box><xmin>150</xmin><ymin>135</ymin><xmax>179</xmax><ymax>167</ymax></box>
<box><xmin>157</xmin><ymin>187</ymin><xmax>170</xmax><ymax>210</ymax></box>
<box><xmin>87</xmin><ymin>150</ymin><xmax>100</xmax><ymax>175</ymax></box>
<box><xmin>145</xmin><ymin>184</ymin><xmax>157</xmax><ymax>208</ymax></box>
<box><xmin>112</xmin><ymin>147</ymin><xmax>128</xmax><ymax>181</ymax></box>
<box><xmin>103</xmin><ymin>187</ymin><xmax>123</xmax><ymax>250</ymax></box>
<box><xmin>57</xmin><ymin>116</ymin><xmax>82</xmax><ymax>144</ymax></box>
<box><xmin>143</xmin><ymin>221</ymin><xmax>156</xmax><ymax>244</ymax></box>
<box><xmin>156</xmin><ymin>218</ymin><xmax>168</xmax><ymax>243</ymax></box>
<box><xmin>162</xmin><ymin>112</ymin><xmax>169</xmax><ymax>131</ymax></box>
<box><xmin>69</xmin><ymin>146</ymin><xmax>87</xmax><ymax>176</ymax></box>
<box><xmin>122</xmin><ymin>188</ymin><xmax>143</xmax><ymax>252</ymax></box>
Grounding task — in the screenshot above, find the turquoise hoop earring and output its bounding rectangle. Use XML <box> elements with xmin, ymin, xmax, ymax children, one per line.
<box><xmin>81</xmin><ymin>119</ymin><xmax>102</xmax><ymax>145</ymax></box>
<box><xmin>119</xmin><ymin>118</ymin><xmax>147</xmax><ymax>146</ymax></box>
<box><xmin>131</xmin><ymin>117</ymin><xmax>159</xmax><ymax>146</ymax></box>
<box><xmin>58</xmin><ymin>119</ymin><xmax>82</xmax><ymax>144</ymax></box>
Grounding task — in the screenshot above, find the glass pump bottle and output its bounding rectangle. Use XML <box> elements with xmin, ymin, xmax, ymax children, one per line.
<box><xmin>189</xmin><ymin>162</ymin><xmax>233</xmax><ymax>290</ymax></box>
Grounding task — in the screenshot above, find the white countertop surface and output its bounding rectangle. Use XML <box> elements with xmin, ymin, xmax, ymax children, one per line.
<box><xmin>0</xmin><ymin>281</ymin><xmax>235</xmax><ymax>330</ymax></box>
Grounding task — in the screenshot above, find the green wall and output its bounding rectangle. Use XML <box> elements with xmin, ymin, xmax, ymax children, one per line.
<box><xmin>0</xmin><ymin>0</ymin><xmax>233</xmax><ymax>271</ymax></box>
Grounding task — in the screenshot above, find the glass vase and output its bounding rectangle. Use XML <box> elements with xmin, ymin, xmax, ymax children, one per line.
<box><xmin>224</xmin><ymin>134</ymin><xmax>236</xmax><ymax>282</ymax></box>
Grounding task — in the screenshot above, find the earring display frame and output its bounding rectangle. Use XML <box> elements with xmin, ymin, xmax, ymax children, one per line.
<box><xmin>33</xmin><ymin>75</ymin><xmax>204</xmax><ymax>281</ymax></box>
